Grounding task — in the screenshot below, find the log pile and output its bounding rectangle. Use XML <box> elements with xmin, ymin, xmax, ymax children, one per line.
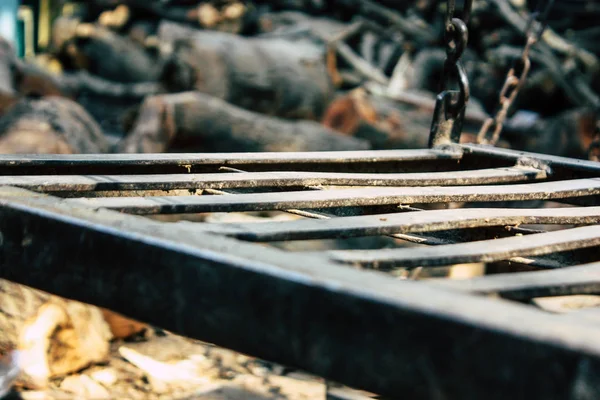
<box><xmin>0</xmin><ymin>0</ymin><xmax>597</xmax><ymax>156</ymax></box>
<box><xmin>117</xmin><ymin>91</ymin><xmax>368</xmax><ymax>153</ymax></box>
<box><xmin>0</xmin><ymin>0</ymin><xmax>599</xmax><ymax>398</ymax></box>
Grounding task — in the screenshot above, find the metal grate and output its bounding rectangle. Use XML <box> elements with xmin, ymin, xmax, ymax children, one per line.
<box><xmin>2</xmin><ymin>143</ymin><xmax>600</xmax><ymax>399</ymax></box>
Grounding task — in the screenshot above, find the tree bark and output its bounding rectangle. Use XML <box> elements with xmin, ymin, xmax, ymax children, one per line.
<box><xmin>55</xmin><ymin>22</ymin><xmax>162</xmax><ymax>83</ymax></box>
<box><xmin>0</xmin><ymin>38</ymin><xmax>16</xmax><ymax>95</ymax></box>
<box><xmin>0</xmin><ymin>37</ymin><xmax>18</xmax><ymax>117</ymax></box>
<box><xmin>158</xmin><ymin>22</ymin><xmax>334</xmax><ymax>120</ymax></box>
<box><xmin>0</xmin><ymin>280</ymin><xmax>112</xmax><ymax>387</ymax></box>
<box><xmin>503</xmin><ymin>107</ymin><xmax>599</xmax><ymax>160</ymax></box>
<box><xmin>116</xmin><ymin>91</ymin><xmax>370</xmax><ymax>153</ymax></box>
<box><xmin>322</xmin><ymin>89</ymin><xmax>508</xmax><ymax>149</ymax></box>
<box><xmin>87</xmin><ymin>0</ymin><xmax>249</xmax><ymax>33</ymax></box>
<box><xmin>0</xmin><ymin>96</ymin><xmax>111</xmax><ymax>154</ymax></box>
<box><xmin>322</xmin><ymin>89</ymin><xmax>430</xmax><ymax>149</ymax></box>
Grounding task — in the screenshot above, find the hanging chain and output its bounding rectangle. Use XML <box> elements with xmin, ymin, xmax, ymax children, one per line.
<box><xmin>476</xmin><ymin>0</ymin><xmax>555</xmax><ymax>145</ymax></box>
<box><xmin>428</xmin><ymin>0</ymin><xmax>473</xmax><ymax>147</ymax></box>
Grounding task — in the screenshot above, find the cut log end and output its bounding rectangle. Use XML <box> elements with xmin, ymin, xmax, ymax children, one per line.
<box><xmin>0</xmin><ymin>97</ymin><xmax>110</xmax><ymax>154</ymax></box>
<box><xmin>0</xmin><ymin>280</ymin><xmax>112</xmax><ymax>389</ymax></box>
<box><xmin>322</xmin><ymin>89</ymin><xmax>430</xmax><ymax>149</ymax></box>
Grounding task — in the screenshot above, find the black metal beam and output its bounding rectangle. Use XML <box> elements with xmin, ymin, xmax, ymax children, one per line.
<box><xmin>0</xmin><ymin>149</ymin><xmax>464</xmax><ymax>175</ymax></box>
<box><xmin>1</xmin><ymin>188</ymin><xmax>600</xmax><ymax>399</ymax></box>
<box><xmin>0</xmin><ymin>166</ymin><xmax>546</xmax><ymax>192</ymax></box>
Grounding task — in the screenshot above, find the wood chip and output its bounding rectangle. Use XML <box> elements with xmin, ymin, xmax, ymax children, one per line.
<box><xmin>60</xmin><ymin>374</ymin><xmax>111</xmax><ymax>399</ymax></box>
<box><xmin>90</xmin><ymin>368</ymin><xmax>118</xmax><ymax>387</ymax></box>
<box><xmin>118</xmin><ymin>346</ymin><xmax>211</xmax><ymax>384</ymax></box>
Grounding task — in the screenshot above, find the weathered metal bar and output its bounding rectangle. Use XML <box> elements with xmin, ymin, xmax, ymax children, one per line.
<box><xmin>199</xmin><ymin>188</ymin><xmax>456</xmax><ymax>247</ymax></box>
<box><xmin>0</xmin><ymin>149</ymin><xmax>453</xmax><ymax>164</ymax></box>
<box><xmin>2</xmin><ymin>188</ymin><xmax>600</xmax><ymax>399</ymax></box>
<box><xmin>323</xmin><ymin>225</ymin><xmax>600</xmax><ymax>268</ymax></box>
<box><xmin>0</xmin><ymin>149</ymin><xmax>463</xmax><ymax>175</ymax></box>
<box><xmin>12</xmin><ymin>144</ymin><xmax>595</xmax><ymax>175</ymax></box>
<box><xmin>0</xmin><ymin>166</ymin><xmax>546</xmax><ymax>192</ymax></box>
<box><xmin>431</xmin><ymin>262</ymin><xmax>600</xmax><ymax>301</ymax></box>
<box><xmin>198</xmin><ymin>206</ymin><xmax>600</xmax><ymax>242</ymax></box>
<box><xmin>199</xmin><ymin>169</ymin><xmax>571</xmax><ymax>269</ymax></box>
<box><xmin>198</xmin><ymin>188</ymin><xmax>577</xmax><ymax>269</ymax></box>
<box><xmin>459</xmin><ymin>143</ymin><xmax>600</xmax><ymax>175</ymax></box>
<box><xmin>64</xmin><ymin>179</ymin><xmax>600</xmax><ymax>214</ymax></box>
<box><xmin>4</xmin><ymin>143</ymin><xmax>598</xmax><ymax>177</ymax></box>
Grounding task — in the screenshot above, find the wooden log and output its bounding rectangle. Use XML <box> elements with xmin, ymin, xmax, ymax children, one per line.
<box><xmin>50</xmin><ymin>15</ymin><xmax>81</xmax><ymax>53</ymax></box>
<box><xmin>0</xmin><ymin>91</ymin><xmax>145</xmax><ymax>388</ymax></box>
<box><xmin>88</xmin><ymin>0</ymin><xmax>249</xmax><ymax>33</ymax></box>
<box><xmin>3</xmin><ymin>33</ymin><xmax>158</xmax><ymax>138</ymax></box>
<box><xmin>0</xmin><ymin>37</ymin><xmax>16</xmax><ymax>95</ymax></box>
<box><xmin>6</xmin><ymin>59</ymin><xmax>157</xmax><ymax>138</ymax></box>
<box><xmin>9</xmin><ymin>56</ymin><xmax>160</xmax><ymax>101</ymax></box>
<box><xmin>126</xmin><ymin>19</ymin><xmax>160</xmax><ymax>47</ymax></box>
<box><xmin>0</xmin><ymin>96</ymin><xmax>111</xmax><ymax>154</ymax></box>
<box><xmin>97</xmin><ymin>4</ymin><xmax>131</xmax><ymax>30</ymax></box>
<box><xmin>116</xmin><ymin>91</ymin><xmax>370</xmax><ymax>153</ymax></box>
<box><xmin>12</xmin><ymin>62</ymin><xmax>67</xmax><ymax>100</ymax></box>
<box><xmin>256</xmin><ymin>10</ymin><xmax>348</xmax><ymax>39</ymax></box>
<box><xmin>56</xmin><ymin>23</ymin><xmax>161</xmax><ymax>83</ymax></box>
<box><xmin>158</xmin><ymin>22</ymin><xmax>334</xmax><ymax>120</ymax></box>
<box><xmin>0</xmin><ymin>37</ymin><xmax>18</xmax><ymax>116</ymax></box>
<box><xmin>503</xmin><ymin>107</ymin><xmax>599</xmax><ymax>160</ymax></box>
<box><xmin>322</xmin><ymin>89</ymin><xmax>428</xmax><ymax>149</ymax></box>
<box><xmin>0</xmin><ymin>92</ymin><xmax>16</xmax><ymax>118</ymax></box>
<box><xmin>322</xmin><ymin>89</ymin><xmax>493</xmax><ymax>149</ymax></box>
<box><xmin>0</xmin><ymin>280</ymin><xmax>112</xmax><ymax>388</ymax></box>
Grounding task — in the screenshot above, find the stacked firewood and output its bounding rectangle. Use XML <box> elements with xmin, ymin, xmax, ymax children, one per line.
<box><xmin>0</xmin><ymin>0</ymin><xmax>598</xmax><ymax>157</ymax></box>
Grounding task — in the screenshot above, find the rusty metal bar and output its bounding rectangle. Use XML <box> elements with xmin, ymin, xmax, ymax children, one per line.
<box><xmin>198</xmin><ymin>206</ymin><xmax>600</xmax><ymax>242</ymax></box>
<box><xmin>64</xmin><ymin>179</ymin><xmax>600</xmax><ymax>214</ymax></box>
<box><xmin>323</xmin><ymin>225</ymin><xmax>600</xmax><ymax>268</ymax></box>
<box><xmin>1</xmin><ymin>143</ymin><xmax>600</xmax><ymax>399</ymax></box>
<box><xmin>198</xmin><ymin>186</ymin><xmax>583</xmax><ymax>269</ymax></box>
<box><xmin>0</xmin><ymin>148</ymin><xmax>463</xmax><ymax>175</ymax></box>
<box><xmin>432</xmin><ymin>261</ymin><xmax>600</xmax><ymax>300</ymax></box>
<box><xmin>0</xmin><ymin>166</ymin><xmax>546</xmax><ymax>192</ymax></box>
<box><xmin>459</xmin><ymin>143</ymin><xmax>600</xmax><ymax>175</ymax></box>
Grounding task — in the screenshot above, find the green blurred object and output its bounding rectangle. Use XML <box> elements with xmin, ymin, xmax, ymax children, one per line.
<box><xmin>17</xmin><ymin>5</ymin><xmax>35</xmax><ymax>59</ymax></box>
<box><xmin>16</xmin><ymin>14</ymin><xmax>25</xmax><ymax>58</ymax></box>
<box><xmin>10</xmin><ymin>0</ymin><xmax>74</xmax><ymax>59</ymax></box>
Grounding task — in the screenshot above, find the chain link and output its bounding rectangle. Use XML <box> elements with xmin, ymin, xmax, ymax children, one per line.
<box><xmin>428</xmin><ymin>0</ymin><xmax>473</xmax><ymax>147</ymax></box>
<box><xmin>477</xmin><ymin>0</ymin><xmax>555</xmax><ymax>145</ymax></box>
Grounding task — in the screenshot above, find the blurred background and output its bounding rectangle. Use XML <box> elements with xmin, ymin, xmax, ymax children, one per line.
<box><xmin>0</xmin><ymin>0</ymin><xmax>597</xmax><ymax>158</ymax></box>
<box><xmin>0</xmin><ymin>1</ymin><xmax>600</xmax><ymax>399</ymax></box>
